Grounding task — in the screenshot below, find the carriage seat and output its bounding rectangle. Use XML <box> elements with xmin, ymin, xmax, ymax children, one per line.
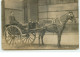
<box><xmin>28</xmin><ymin>22</ymin><xmax>36</xmax><ymax>29</ymax></box>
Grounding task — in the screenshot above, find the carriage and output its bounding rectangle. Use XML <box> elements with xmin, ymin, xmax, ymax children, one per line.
<box><xmin>5</xmin><ymin>20</ymin><xmax>41</xmax><ymax>47</ymax></box>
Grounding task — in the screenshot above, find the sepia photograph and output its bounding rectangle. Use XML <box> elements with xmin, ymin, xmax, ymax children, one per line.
<box><xmin>2</xmin><ymin>0</ymin><xmax>79</xmax><ymax>50</ymax></box>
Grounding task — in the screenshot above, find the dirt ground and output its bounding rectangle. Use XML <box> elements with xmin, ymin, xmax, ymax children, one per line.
<box><xmin>2</xmin><ymin>32</ymin><xmax>79</xmax><ymax>50</ymax></box>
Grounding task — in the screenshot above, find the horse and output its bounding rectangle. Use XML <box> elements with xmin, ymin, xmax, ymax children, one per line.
<box><xmin>38</xmin><ymin>11</ymin><xmax>76</xmax><ymax>47</ymax></box>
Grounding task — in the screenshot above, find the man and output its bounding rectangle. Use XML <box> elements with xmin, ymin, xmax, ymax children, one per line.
<box><xmin>9</xmin><ymin>11</ymin><xmax>27</xmax><ymax>31</ymax></box>
<box><xmin>9</xmin><ymin>11</ymin><xmax>19</xmax><ymax>25</ymax></box>
<box><xmin>28</xmin><ymin>20</ymin><xmax>36</xmax><ymax>29</ymax></box>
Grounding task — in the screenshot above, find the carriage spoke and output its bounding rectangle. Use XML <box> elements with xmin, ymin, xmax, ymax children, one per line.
<box><xmin>29</xmin><ymin>38</ymin><xmax>32</xmax><ymax>41</ymax></box>
<box><xmin>27</xmin><ymin>38</ymin><xmax>30</xmax><ymax>44</ymax></box>
<box><xmin>8</xmin><ymin>38</ymin><xmax>13</xmax><ymax>45</ymax></box>
<box><xmin>28</xmin><ymin>38</ymin><xmax>32</xmax><ymax>44</ymax></box>
<box><xmin>11</xmin><ymin>39</ymin><xmax>14</xmax><ymax>46</ymax></box>
<box><xmin>29</xmin><ymin>37</ymin><xmax>33</xmax><ymax>40</ymax></box>
<box><xmin>22</xmin><ymin>37</ymin><xmax>25</xmax><ymax>43</ymax></box>
<box><xmin>26</xmin><ymin>38</ymin><xmax>28</xmax><ymax>44</ymax></box>
<box><xmin>21</xmin><ymin>35</ymin><xmax>29</xmax><ymax>44</ymax></box>
<box><xmin>14</xmin><ymin>38</ymin><xmax>19</xmax><ymax>46</ymax></box>
<box><xmin>12</xmin><ymin>39</ymin><xmax>16</xmax><ymax>46</ymax></box>
<box><xmin>29</xmin><ymin>37</ymin><xmax>34</xmax><ymax>41</ymax></box>
<box><xmin>23</xmin><ymin>37</ymin><xmax>28</xmax><ymax>44</ymax></box>
<box><xmin>6</xmin><ymin>36</ymin><xmax>11</xmax><ymax>40</ymax></box>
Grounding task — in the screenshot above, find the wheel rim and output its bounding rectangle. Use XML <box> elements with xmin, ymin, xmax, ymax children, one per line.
<box><xmin>5</xmin><ymin>25</ymin><xmax>23</xmax><ymax>47</ymax></box>
<box><xmin>22</xmin><ymin>32</ymin><xmax>36</xmax><ymax>45</ymax></box>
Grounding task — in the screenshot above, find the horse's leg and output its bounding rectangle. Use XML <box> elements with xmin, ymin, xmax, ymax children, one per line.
<box><xmin>41</xmin><ymin>34</ymin><xmax>44</xmax><ymax>45</ymax></box>
<box><xmin>58</xmin><ymin>34</ymin><xmax>61</xmax><ymax>48</ymax></box>
<box><xmin>38</xmin><ymin>34</ymin><xmax>41</xmax><ymax>46</ymax></box>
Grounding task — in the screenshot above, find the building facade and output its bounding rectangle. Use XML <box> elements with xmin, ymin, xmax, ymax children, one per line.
<box><xmin>3</xmin><ymin>0</ymin><xmax>78</xmax><ymax>32</ymax></box>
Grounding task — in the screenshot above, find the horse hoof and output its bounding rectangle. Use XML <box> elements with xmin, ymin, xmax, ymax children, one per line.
<box><xmin>58</xmin><ymin>45</ymin><xmax>61</xmax><ymax>48</ymax></box>
<box><xmin>42</xmin><ymin>44</ymin><xmax>44</xmax><ymax>46</ymax></box>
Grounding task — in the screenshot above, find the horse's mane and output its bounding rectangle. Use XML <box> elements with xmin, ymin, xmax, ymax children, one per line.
<box><xmin>59</xmin><ymin>13</ymin><xmax>68</xmax><ymax>22</ymax></box>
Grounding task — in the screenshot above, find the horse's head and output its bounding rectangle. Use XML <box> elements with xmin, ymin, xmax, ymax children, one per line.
<box><xmin>67</xmin><ymin>11</ymin><xmax>76</xmax><ymax>23</ymax></box>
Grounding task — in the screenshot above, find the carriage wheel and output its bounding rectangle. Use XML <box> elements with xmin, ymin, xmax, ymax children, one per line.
<box><xmin>5</xmin><ymin>25</ymin><xmax>23</xmax><ymax>47</ymax></box>
<box><xmin>22</xmin><ymin>32</ymin><xmax>36</xmax><ymax>45</ymax></box>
